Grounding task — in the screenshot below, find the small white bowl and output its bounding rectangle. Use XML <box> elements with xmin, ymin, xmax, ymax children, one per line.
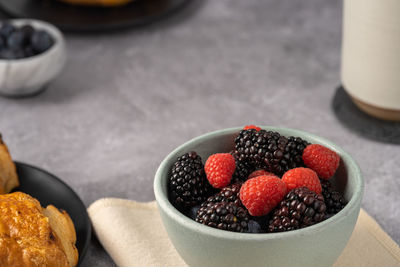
<box><xmin>0</xmin><ymin>19</ymin><xmax>66</xmax><ymax>97</ymax></box>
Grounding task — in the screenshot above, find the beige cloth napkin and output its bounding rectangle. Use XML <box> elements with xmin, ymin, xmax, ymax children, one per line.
<box><xmin>88</xmin><ymin>199</ymin><xmax>400</xmax><ymax>267</ymax></box>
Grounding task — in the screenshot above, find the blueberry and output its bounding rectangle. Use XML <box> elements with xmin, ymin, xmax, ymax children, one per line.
<box><xmin>20</xmin><ymin>25</ymin><xmax>34</xmax><ymax>39</ymax></box>
<box><xmin>0</xmin><ymin>36</ymin><xmax>5</xmax><ymax>50</ymax></box>
<box><xmin>250</xmin><ymin>214</ymin><xmax>270</xmax><ymax>229</ymax></box>
<box><xmin>7</xmin><ymin>30</ymin><xmax>25</xmax><ymax>50</ymax></box>
<box><xmin>0</xmin><ymin>50</ymin><xmax>16</xmax><ymax>59</ymax></box>
<box><xmin>0</xmin><ymin>22</ymin><xmax>15</xmax><ymax>38</ymax></box>
<box><xmin>24</xmin><ymin>46</ymin><xmax>36</xmax><ymax>57</ymax></box>
<box><xmin>247</xmin><ymin>220</ymin><xmax>262</xmax><ymax>233</ymax></box>
<box><xmin>31</xmin><ymin>30</ymin><xmax>54</xmax><ymax>54</ymax></box>
<box><xmin>12</xmin><ymin>49</ymin><xmax>25</xmax><ymax>59</ymax></box>
<box><xmin>188</xmin><ymin>205</ymin><xmax>200</xmax><ymax>220</ymax></box>
<box><xmin>0</xmin><ymin>47</ymin><xmax>26</xmax><ymax>59</ymax></box>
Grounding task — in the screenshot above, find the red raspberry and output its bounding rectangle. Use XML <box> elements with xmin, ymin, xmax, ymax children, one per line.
<box><xmin>282</xmin><ymin>167</ymin><xmax>321</xmax><ymax>194</ymax></box>
<box><xmin>205</xmin><ymin>153</ymin><xmax>236</xmax><ymax>189</ymax></box>
<box><xmin>243</xmin><ymin>125</ymin><xmax>261</xmax><ymax>131</ymax></box>
<box><xmin>239</xmin><ymin>175</ymin><xmax>287</xmax><ymax>216</ymax></box>
<box><xmin>302</xmin><ymin>144</ymin><xmax>340</xmax><ymax>179</ymax></box>
<box><xmin>248</xmin><ymin>169</ymin><xmax>276</xmax><ymax>179</ymax></box>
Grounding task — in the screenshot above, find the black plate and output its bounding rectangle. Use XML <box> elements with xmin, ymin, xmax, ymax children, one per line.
<box><xmin>0</xmin><ymin>0</ymin><xmax>192</xmax><ymax>31</ymax></box>
<box><xmin>12</xmin><ymin>162</ymin><xmax>91</xmax><ymax>266</ymax></box>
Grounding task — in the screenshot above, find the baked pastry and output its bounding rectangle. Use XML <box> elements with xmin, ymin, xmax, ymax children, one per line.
<box><xmin>0</xmin><ymin>192</ymin><xmax>78</xmax><ymax>267</ymax></box>
<box><xmin>57</xmin><ymin>0</ymin><xmax>134</xmax><ymax>7</ymax></box>
<box><xmin>0</xmin><ymin>134</ymin><xmax>19</xmax><ymax>194</ymax></box>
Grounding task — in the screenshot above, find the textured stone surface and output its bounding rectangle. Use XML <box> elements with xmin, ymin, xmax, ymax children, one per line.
<box><xmin>0</xmin><ymin>0</ymin><xmax>399</xmax><ymax>265</ymax></box>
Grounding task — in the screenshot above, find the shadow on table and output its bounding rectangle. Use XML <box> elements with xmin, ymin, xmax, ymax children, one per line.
<box><xmin>79</xmin><ymin>234</ymin><xmax>117</xmax><ymax>267</ymax></box>
<box><xmin>332</xmin><ymin>86</ymin><xmax>400</xmax><ymax>144</ymax></box>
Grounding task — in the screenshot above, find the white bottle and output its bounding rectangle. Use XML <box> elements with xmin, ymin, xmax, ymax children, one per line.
<box><xmin>341</xmin><ymin>0</ymin><xmax>400</xmax><ymax>121</ymax></box>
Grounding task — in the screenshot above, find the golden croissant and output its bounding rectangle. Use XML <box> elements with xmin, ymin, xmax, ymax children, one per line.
<box><xmin>0</xmin><ymin>192</ymin><xmax>78</xmax><ymax>267</ymax></box>
<box><xmin>0</xmin><ymin>134</ymin><xmax>19</xmax><ymax>194</ymax></box>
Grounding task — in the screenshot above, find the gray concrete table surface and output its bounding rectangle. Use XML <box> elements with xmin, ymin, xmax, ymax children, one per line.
<box><xmin>1</xmin><ymin>0</ymin><xmax>399</xmax><ymax>266</ymax></box>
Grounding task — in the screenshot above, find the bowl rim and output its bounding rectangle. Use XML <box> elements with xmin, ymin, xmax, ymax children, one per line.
<box><xmin>154</xmin><ymin>126</ymin><xmax>364</xmax><ymax>240</ymax></box>
<box><xmin>0</xmin><ymin>18</ymin><xmax>64</xmax><ymax>63</ymax></box>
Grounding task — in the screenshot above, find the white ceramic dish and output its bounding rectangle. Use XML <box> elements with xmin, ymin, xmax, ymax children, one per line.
<box><xmin>0</xmin><ymin>19</ymin><xmax>66</xmax><ymax>97</ymax></box>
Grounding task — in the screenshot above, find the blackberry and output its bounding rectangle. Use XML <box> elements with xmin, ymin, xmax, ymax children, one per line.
<box><xmin>206</xmin><ymin>183</ymin><xmax>242</xmax><ymax>206</ymax></box>
<box><xmin>268</xmin><ymin>187</ymin><xmax>326</xmax><ymax>233</ymax></box>
<box><xmin>232</xmin><ymin>160</ymin><xmax>255</xmax><ymax>182</ymax></box>
<box><xmin>285</xmin><ymin>136</ymin><xmax>309</xmax><ymax>169</ymax></box>
<box><xmin>320</xmin><ymin>179</ymin><xmax>346</xmax><ymax>215</ymax></box>
<box><xmin>168</xmin><ymin>151</ymin><xmax>211</xmax><ymax>209</ymax></box>
<box><xmin>196</xmin><ymin>201</ymin><xmax>249</xmax><ymax>232</ymax></box>
<box><xmin>232</xmin><ymin>152</ymin><xmax>255</xmax><ymax>182</ymax></box>
<box><xmin>234</xmin><ymin>129</ymin><xmax>309</xmax><ymax>176</ymax></box>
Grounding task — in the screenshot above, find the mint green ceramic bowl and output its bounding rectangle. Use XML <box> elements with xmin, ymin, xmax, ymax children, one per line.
<box><xmin>154</xmin><ymin>127</ymin><xmax>364</xmax><ymax>267</ymax></box>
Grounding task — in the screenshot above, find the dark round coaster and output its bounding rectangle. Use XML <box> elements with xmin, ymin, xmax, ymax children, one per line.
<box><xmin>0</xmin><ymin>0</ymin><xmax>192</xmax><ymax>32</ymax></box>
<box><xmin>332</xmin><ymin>86</ymin><xmax>400</xmax><ymax>144</ymax></box>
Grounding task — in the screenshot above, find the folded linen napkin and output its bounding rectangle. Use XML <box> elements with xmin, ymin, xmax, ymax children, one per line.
<box><xmin>88</xmin><ymin>199</ymin><xmax>400</xmax><ymax>267</ymax></box>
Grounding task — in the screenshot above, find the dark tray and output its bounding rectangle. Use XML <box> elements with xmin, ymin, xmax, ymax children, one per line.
<box><xmin>0</xmin><ymin>0</ymin><xmax>192</xmax><ymax>31</ymax></box>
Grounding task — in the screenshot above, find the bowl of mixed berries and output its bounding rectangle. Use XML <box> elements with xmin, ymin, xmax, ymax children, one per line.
<box><xmin>154</xmin><ymin>126</ymin><xmax>364</xmax><ymax>267</ymax></box>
